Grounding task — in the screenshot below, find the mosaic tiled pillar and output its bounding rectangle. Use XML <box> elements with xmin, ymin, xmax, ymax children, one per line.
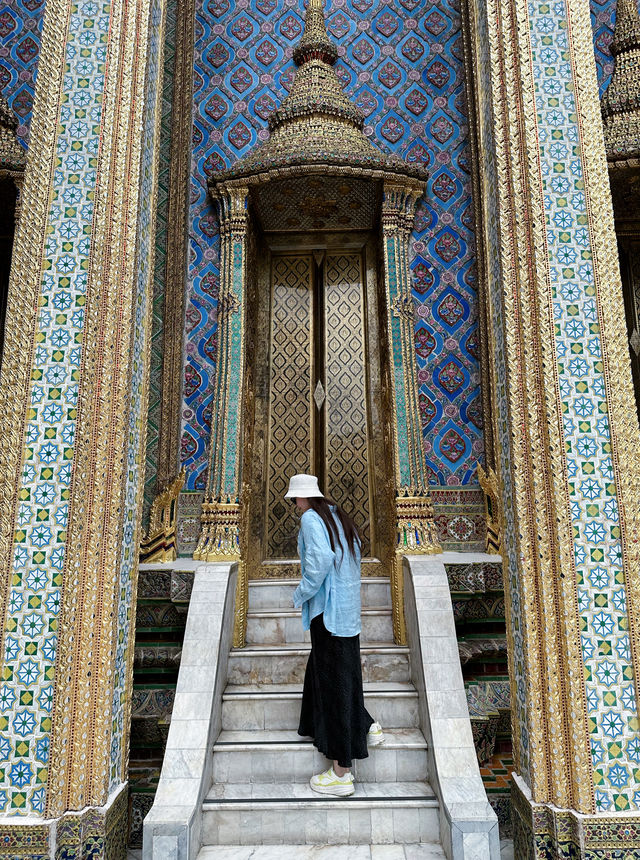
<box><xmin>381</xmin><ymin>180</ymin><xmax>441</xmax><ymax>646</ymax></box>
<box><xmin>0</xmin><ymin>0</ymin><xmax>164</xmax><ymax>849</ymax></box>
<box><xmin>466</xmin><ymin>0</ymin><xmax>640</xmax><ymax>851</ymax></box>
<box><xmin>193</xmin><ymin>184</ymin><xmax>249</xmax><ymax>564</ymax></box>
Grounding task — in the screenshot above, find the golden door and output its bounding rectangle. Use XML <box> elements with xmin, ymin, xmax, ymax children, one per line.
<box><xmin>244</xmin><ymin>242</ymin><xmax>394</xmax><ymax>578</ymax></box>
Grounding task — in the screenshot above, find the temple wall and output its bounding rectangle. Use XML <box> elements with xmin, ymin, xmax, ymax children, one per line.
<box><xmin>180</xmin><ymin>0</ymin><xmax>484</xmax><ymax>505</ymax></box>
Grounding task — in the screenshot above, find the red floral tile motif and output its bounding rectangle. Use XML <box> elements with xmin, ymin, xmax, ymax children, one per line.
<box><xmin>353</xmin><ymin>37</ymin><xmax>374</xmax><ymax>64</ymax></box>
<box><xmin>439</xmin><ymin>428</ymin><xmax>466</xmax><ymax>462</ymax></box>
<box><xmin>434</xmin><ymin>230</ymin><xmax>461</xmax><ymax>263</ymax></box>
<box><xmin>207</xmin><ymin>42</ymin><xmax>229</xmax><ymax>68</ymax></box>
<box><xmin>437</xmin><ymin>293</ymin><xmax>465</xmax><ymax>327</ymax></box>
<box><xmin>255</xmin><ymin>39</ymin><xmax>277</xmax><ymax>66</ymax></box>
<box><xmin>279</xmin><ymin>14</ymin><xmax>301</xmax><ymax>40</ymax></box>
<box><xmin>431</xmin><ymin>115</ymin><xmax>455</xmax><ymax>143</ymax></box>
<box><xmin>432</xmin><ymin>172</ymin><xmax>457</xmax><ymax>202</ymax></box>
<box><xmin>378</xmin><ymin>61</ymin><xmax>402</xmax><ymax>89</ymax></box>
<box><xmin>405</xmin><ymin>88</ymin><xmax>428</xmax><ymax>115</ymax></box>
<box><xmin>231</xmin><ymin>15</ymin><xmax>254</xmax><ymax>41</ymax></box>
<box><xmin>375</xmin><ymin>10</ymin><xmax>399</xmax><ymax>37</ymax></box>
<box><xmin>401</xmin><ymin>36</ymin><xmax>424</xmax><ymax>62</ymax></box>
<box><xmin>381</xmin><ymin>115</ymin><xmax>405</xmax><ymax>142</ymax></box>
<box><xmin>328</xmin><ymin>12</ymin><xmax>350</xmax><ymax>38</ymax></box>
<box><xmin>426</xmin><ymin>60</ymin><xmax>450</xmax><ymax>88</ymax></box>
<box><xmin>437</xmin><ymin>359</ymin><xmax>465</xmax><ymax>394</ymax></box>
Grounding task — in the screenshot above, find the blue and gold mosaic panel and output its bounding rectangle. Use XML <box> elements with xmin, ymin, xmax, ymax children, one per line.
<box><xmin>0</xmin><ymin>0</ymin><xmax>45</xmax><ymax>145</ymax></box>
<box><xmin>181</xmin><ymin>0</ymin><xmax>483</xmax><ymax>490</ymax></box>
<box><xmin>530</xmin><ymin>0</ymin><xmax>640</xmax><ymax>811</ymax></box>
<box><xmin>1</xmin><ymin>0</ymin><xmax>109</xmax><ymax>814</ymax></box>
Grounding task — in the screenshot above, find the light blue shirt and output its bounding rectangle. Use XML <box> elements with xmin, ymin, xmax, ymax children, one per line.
<box><xmin>292</xmin><ymin>507</ymin><xmax>362</xmax><ymax>637</ymax></box>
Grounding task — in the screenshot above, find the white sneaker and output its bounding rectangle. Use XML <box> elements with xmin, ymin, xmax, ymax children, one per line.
<box><xmin>367</xmin><ymin>721</ymin><xmax>385</xmax><ymax>746</ymax></box>
<box><xmin>309</xmin><ymin>766</ymin><xmax>355</xmax><ymax>796</ymax></box>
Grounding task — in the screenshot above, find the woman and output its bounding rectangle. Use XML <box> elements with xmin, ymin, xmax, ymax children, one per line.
<box><xmin>286</xmin><ymin>473</ymin><xmax>384</xmax><ymax>797</ymax></box>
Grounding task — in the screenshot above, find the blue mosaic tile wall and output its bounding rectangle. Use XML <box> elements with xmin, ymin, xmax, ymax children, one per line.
<box><xmin>180</xmin><ymin>0</ymin><xmax>484</xmax><ymax>490</ymax></box>
<box><xmin>1</xmin><ymin>0</ymin><xmax>109</xmax><ymax>814</ymax></box>
<box><xmin>530</xmin><ymin>0</ymin><xmax>640</xmax><ymax>811</ymax></box>
<box><xmin>0</xmin><ymin>0</ymin><xmax>45</xmax><ymax>145</ymax></box>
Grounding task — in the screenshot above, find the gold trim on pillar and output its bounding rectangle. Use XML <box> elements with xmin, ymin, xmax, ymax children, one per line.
<box><xmin>381</xmin><ymin>180</ymin><xmax>441</xmax><ymax>645</ymax></box>
<box><xmin>156</xmin><ymin>0</ymin><xmax>196</xmax><ymax>490</ymax></box>
<box><xmin>47</xmin><ymin>0</ymin><xmax>162</xmax><ymax>813</ymax></box>
<box><xmin>477</xmin><ymin>462</ymin><xmax>503</xmax><ymax>556</ymax></box>
<box><xmin>193</xmin><ymin>184</ymin><xmax>249</xmax><ymax>567</ymax></box>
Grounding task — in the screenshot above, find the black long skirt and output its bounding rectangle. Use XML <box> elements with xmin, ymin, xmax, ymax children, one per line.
<box><xmin>298</xmin><ymin>614</ymin><xmax>374</xmax><ymax>768</ymax></box>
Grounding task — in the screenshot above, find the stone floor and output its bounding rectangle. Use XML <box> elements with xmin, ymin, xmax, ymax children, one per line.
<box><xmin>128</xmin><ymin>839</ymin><xmax>514</xmax><ymax>858</ymax></box>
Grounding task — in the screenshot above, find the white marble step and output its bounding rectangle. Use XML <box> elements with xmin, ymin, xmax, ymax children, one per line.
<box><xmin>249</xmin><ymin>578</ymin><xmax>391</xmax><ymax>611</ymax></box>
<box><xmin>202</xmin><ymin>781</ymin><xmax>439</xmax><ymax>845</ymax></box>
<box><xmin>246</xmin><ymin>608</ymin><xmax>394</xmax><ymax>645</ymax></box>
<box><xmin>227</xmin><ymin>644</ymin><xmax>410</xmax><ymax>685</ymax></box>
<box><xmin>212</xmin><ymin>728</ymin><xmax>428</xmax><ymax>783</ymax></box>
<box><xmin>222</xmin><ymin>681</ymin><xmax>420</xmax><ymax>731</ymax></box>
<box><xmin>197</xmin><ymin>845</ymin><xmax>447</xmax><ymax>859</ymax></box>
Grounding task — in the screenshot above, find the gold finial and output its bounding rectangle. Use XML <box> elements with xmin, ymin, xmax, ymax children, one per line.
<box><xmin>602</xmin><ymin>0</ymin><xmax>640</xmax><ymax>161</ymax></box>
<box><xmin>293</xmin><ymin>0</ymin><xmax>338</xmax><ymax>66</ymax></box>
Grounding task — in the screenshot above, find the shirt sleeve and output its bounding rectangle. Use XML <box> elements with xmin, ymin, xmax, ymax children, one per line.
<box><xmin>292</xmin><ymin>512</ymin><xmax>335</xmax><ymax>607</ymax></box>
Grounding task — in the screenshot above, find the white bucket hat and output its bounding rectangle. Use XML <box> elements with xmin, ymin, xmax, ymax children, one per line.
<box><xmin>285</xmin><ymin>474</ymin><xmax>324</xmax><ymax>499</ymax></box>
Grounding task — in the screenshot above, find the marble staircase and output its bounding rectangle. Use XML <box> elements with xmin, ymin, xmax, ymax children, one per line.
<box><xmin>198</xmin><ymin>577</ymin><xmax>444</xmax><ymax>856</ymax></box>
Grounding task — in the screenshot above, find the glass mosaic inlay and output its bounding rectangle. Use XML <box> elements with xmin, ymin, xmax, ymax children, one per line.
<box><xmin>531</xmin><ymin>0</ymin><xmax>640</xmax><ymax>810</ymax></box>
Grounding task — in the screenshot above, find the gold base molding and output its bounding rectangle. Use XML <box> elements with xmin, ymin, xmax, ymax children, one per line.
<box><xmin>395</xmin><ymin>488</ymin><xmax>441</xmax><ymax>554</ymax></box>
<box><xmin>512</xmin><ymin>774</ymin><xmax>640</xmax><ymax>857</ymax></box>
<box><xmin>0</xmin><ymin>783</ymin><xmax>127</xmax><ymax>859</ymax></box>
<box><xmin>392</xmin><ymin>489</ymin><xmax>441</xmax><ymax>645</ymax></box>
<box><xmin>193</xmin><ymin>499</ymin><xmax>241</xmax><ymax>561</ymax></box>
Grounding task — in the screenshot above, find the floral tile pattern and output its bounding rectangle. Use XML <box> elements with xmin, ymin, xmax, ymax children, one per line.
<box><xmin>1</xmin><ymin>0</ymin><xmax>109</xmax><ymax>814</ymax></box>
<box><xmin>530</xmin><ymin>0</ymin><xmax>640</xmax><ymax>810</ymax></box>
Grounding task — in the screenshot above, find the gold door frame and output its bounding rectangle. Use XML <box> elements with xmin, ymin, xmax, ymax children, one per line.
<box><xmin>242</xmin><ymin>230</ymin><xmax>396</xmax><ymax>582</ymax></box>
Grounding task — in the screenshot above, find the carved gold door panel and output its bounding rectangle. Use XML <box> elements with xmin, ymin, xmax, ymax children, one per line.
<box><xmin>247</xmin><ymin>242</ymin><xmax>388</xmax><ymax>577</ymax></box>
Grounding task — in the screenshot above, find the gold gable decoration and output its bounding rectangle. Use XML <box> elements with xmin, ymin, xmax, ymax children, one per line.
<box><xmin>140</xmin><ymin>471</ymin><xmax>185</xmax><ymax>562</ymax></box>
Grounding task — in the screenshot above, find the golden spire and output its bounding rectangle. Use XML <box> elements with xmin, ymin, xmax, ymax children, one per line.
<box><xmin>602</xmin><ymin>0</ymin><xmax>640</xmax><ymax>161</ymax></box>
<box><xmin>292</xmin><ymin>0</ymin><xmax>338</xmax><ymax>66</ymax></box>
<box><xmin>0</xmin><ymin>94</ymin><xmax>26</xmax><ymax>173</ymax></box>
<box><xmin>213</xmin><ymin>0</ymin><xmax>427</xmax><ymax>183</ymax></box>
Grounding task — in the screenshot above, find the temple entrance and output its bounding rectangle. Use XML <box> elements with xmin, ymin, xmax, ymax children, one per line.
<box><xmin>244</xmin><ymin>234</ymin><xmax>395</xmax><ymax>579</ymax></box>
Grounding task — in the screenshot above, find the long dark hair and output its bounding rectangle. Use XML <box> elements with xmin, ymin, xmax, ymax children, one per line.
<box><xmin>306</xmin><ymin>497</ymin><xmax>360</xmax><ymax>560</ymax></box>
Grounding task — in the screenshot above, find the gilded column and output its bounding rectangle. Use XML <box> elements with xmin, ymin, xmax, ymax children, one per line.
<box><xmin>193</xmin><ymin>184</ymin><xmax>249</xmax><ymax>566</ymax></box>
<box><xmin>381</xmin><ymin>180</ymin><xmax>441</xmax><ymax>646</ymax></box>
<box><xmin>0</xmin><ymin>0</ymin><xmax>164</xmax><ymax>849</ymax></box>
<box><xmin>467</xmin><ymin>0</ymin><xmax>640</xmax><ymax>851</ymax></box>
